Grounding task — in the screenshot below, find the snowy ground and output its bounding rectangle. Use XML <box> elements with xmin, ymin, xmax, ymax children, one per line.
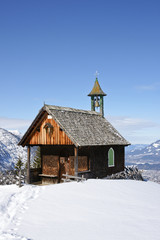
<box><xmin>0</xmin><ymin>180</ymin><xmax>160</xmax><ymax>240</ymax></box>
<box><xmin>142</xmin><ymin>170</ymin><xmax>160</xmax><ymax>183</ymax></box>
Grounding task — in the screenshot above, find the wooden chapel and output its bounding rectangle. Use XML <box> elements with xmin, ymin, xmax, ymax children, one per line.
<box><xmin>19</xmin><ymin>76</ymin><xmax>130</xmax><ymax>184</ymax></box>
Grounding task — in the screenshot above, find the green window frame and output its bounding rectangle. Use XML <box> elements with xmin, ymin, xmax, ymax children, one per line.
<box><xmin>108</xmin><ymin>148</ymin><xmax>115</xmax><ymax>167</ymax></box>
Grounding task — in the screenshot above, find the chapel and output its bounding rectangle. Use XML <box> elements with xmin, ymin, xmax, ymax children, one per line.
<box><xmin>19</xmin><ymin>76</ymin><xmax>130</xmax><ymax>184</ymax></box>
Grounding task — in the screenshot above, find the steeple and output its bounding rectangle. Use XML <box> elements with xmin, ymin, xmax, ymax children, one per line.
<box><xmin>88</xmin><ymin>74</ymin><xmax>106</xmax><ymax>117</ymax></box>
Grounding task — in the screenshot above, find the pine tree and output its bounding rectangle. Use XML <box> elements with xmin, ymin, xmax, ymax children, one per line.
<box><xmin>15</xmin><ymin>156</ymin><xmax>24</xmax><ymax>187</ymax></box>
<box><xmin>33</xmin><ymin>147</ymin><xmax>41</xmax><ymax>168</ymax></box>
<box><xmin>15</xmin><ymin>156</ymin><xmax>24</xmax><ymax>171</ymax></box>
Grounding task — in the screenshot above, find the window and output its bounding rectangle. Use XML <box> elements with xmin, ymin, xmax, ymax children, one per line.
<box><xmin>108</xmin><ymin>148</ymin><xmax>115</xmax><ymax>167</ymax></box>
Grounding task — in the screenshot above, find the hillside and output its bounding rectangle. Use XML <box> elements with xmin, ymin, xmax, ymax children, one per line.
<box><xmin>126</xmin><ymin>140</ymin><xmax>160</xmax><ymax>167</ymax></box>
<box><xmin>0</xmin><ymin>180</ymin><xmax>160</xmax><ymax>240</ymax></box>
<box><xmin>125</xmin><ymin>144</ymin><xmax>148</xmax><ymax>153</ymax></box>
<box><xmin>125</xmin><ymin>140</ymin><xmax>160</xmax><ymax>183</ymax></box>
<box><xmin>0</xmin><ymin>128</ymin><xmax>27</xmax><ymax>171</ymax></box>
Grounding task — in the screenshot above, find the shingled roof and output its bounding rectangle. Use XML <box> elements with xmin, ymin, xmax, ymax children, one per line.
<box><xmin>19</xmin><ymin>104</ymin><xmax>130</xmax><ymax>147</ymax></box>
<box><xmin>88</xmin><ymin>78</ymin><xmax>106</xmax><ymax>96</ymax></box>
<box><xmin>46</xmin><ymin>105</ymin><xmax>129</xmax><ymax>146</ymax></box>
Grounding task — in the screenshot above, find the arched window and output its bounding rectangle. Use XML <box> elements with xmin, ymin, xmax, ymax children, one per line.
<box><xmin>108</xmin><ymin>148</ymin><xmax>115</xmax><ymax>167</ymax></box>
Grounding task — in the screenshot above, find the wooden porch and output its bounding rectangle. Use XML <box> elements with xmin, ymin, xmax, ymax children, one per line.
<box><xmin>27</xmin><ymin>145</ymin><xmax>90</xmax><ymax>184</ymax></box>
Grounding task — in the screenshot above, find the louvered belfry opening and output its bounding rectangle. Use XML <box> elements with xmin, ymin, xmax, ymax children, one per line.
<box><xmin>88</xmin><ymin>77</ymin><xmax>106</xmax><ymax>117</ymax></box>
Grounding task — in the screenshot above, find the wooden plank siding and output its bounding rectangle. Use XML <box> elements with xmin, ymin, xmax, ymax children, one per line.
<box><xmin>78</xmin><ymin>156</ymin><xmax>88</xmax><ymax>172</ymax></box>
<box><xmin>41</xmin><ymin>155</ymin><xmax>89</xmax><ymax>178</ymax></box>
<box><xmin>29</xmin><ymin>115</ymin><xmax>73</xmax><ymax>145</ymax></box>
<box><xmin>43</xmin><ymin>155</ymin><xmax>59</xmax><ymax>175</ymax></box>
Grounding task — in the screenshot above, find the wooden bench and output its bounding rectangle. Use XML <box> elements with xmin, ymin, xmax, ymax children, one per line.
<box><xmin>39</xmin><ymin>174</ymin><xmax>58</xmax><ymax>184</ymax></box>
<box><xmin>39</xmin><ymin>174</ymin><xmax>58</xmax><ymax>178</ymax></box>
<box><xmin>62</xmin><ymin>174</ymin><xmax>86</xmax><ymax>182</ymax></box>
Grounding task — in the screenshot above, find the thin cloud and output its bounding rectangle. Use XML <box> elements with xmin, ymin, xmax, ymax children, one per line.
<box><xmin>107</xmin><ymin>116</ymin><xmax>158</xmax><ymax>130</ymax></box>
<box><xmin>0</xmin><ymin>115</ymin><xmax>159</xmax><ymax>144</ymax></box>
<box><xmin>136</xmin><ymin>82</ymin><xmax>160</xmax><ymax>91</ymax></box>
<box><xmin>106</xmin><ymin>115</ymin><xmax>160</xmax><ymax>144</ymax></box>
<box><xmin>0</xmin><ymin>117</ymin><xmax>31</xmax><ymax>132</ymax></box>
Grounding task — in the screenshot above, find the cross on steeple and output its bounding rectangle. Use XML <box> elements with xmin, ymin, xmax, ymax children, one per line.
<box><xmin>95</xmin><ymin>70</ymin><xmax>99</xmax><ymax>78</ymax></box>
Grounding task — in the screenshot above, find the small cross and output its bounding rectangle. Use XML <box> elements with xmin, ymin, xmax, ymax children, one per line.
<box><xmin>95</xmin><ymin>71</ymin><xmax>99</xmax><ymax>78</ymax></box>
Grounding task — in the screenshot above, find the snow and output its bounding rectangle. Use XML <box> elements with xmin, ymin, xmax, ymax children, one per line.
<box><xmin>142</xmin><ymin>170</ymin><xmax>160</xmax><ymax>183</ymax></box>
<box><xmin>126</xmin><ymin>140</ymin><xmax>160</xmax><ymax>165</ymax></box>
<box><xmin>0</xmin><ymin>128</ymin><xmax>27</xmax><ymax>170</ymax></box>
<box><xmin>8</xmin><ymin>130</ymin><xmax>22</xmax><ymax>138</ymax></box>
<box><xmin>0</xmin><ymin>180</ymin><xmax>160</xmax><ymax>240</ymax></box>
<box><xmin>153</xmin><ymin>143</ymin><xmax>160</xmax><ymax>148</ymax></box>
<box><xmin>0</xmin><ymin>185</ymin><xmax>41</xmax><ymax>239</ymax></box>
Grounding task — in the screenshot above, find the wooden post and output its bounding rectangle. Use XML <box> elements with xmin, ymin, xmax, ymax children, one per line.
<box><xmin>27</xmin><ymin>146</ymin><xmax>31</xmax><ymax>184</ymax></box>
<box><xmin>19</xmin><ymin>168</ymin><xmax>21</xmax><ymax>187</ymax></box>
<box><xmin>100</xmin><ymin>96</ymin><xmax>104</xmax><ymax>117</ymax></box>
<box><xmin>74</xmin><ymin>147</ymin><xmax>78</xmax><ymax>177</ymax></box>
<box><xmin>91</xmin><ymin>96</ymin><xmax>95</xmax><ymax>111</ymax></box>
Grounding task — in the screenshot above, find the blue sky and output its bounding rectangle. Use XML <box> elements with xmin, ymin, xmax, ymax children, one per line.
<box><xmin>0</xmin><ymin>0</ymin><xmax>160</xmax><ymax>144</ymax></box>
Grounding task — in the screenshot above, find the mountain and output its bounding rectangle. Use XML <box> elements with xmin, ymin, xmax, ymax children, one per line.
<box><xmin>125</xmin><ymin>144</ymin><xmax>148</xmax><ymax>153</ymax></box>
<box><xmin>0</xmin><ymin>128</ymin><xmax>27</xmax><ymax>171</ymax></box>
<box><xmin>126</xmin><ymin>140</ymin><xmax>160</xmax><ymax>170</ymax></box>
<box><xmin>1</xmin><ymin>126</ymin><xmax>159</xmax><ymax>173</ymax></box>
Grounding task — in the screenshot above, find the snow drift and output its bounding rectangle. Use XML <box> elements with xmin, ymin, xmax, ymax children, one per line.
<box><xmin>0</xmin><ymin>179</ymin><xmax>160</xmax><ymax>240</ymax></box>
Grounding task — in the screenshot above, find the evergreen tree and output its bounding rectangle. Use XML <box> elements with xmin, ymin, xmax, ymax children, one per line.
<box><xmin>15</xmin><ymin>156</ymin><xmax>23</xmax><ymax>171</ymax></box>
<box><xmin>15</xmin><ymin>156</ymin><xmax>24</xmax><ymax>187</ymax></box>
<box><xmin>33</xmin><ymin>147</ymin><xmax>41</xmax><ymax>168</ymax></box>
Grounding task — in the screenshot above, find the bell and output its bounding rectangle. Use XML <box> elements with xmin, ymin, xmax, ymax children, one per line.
<box><xmin>95</xmin><ymin>99</ymin><xmax>100</xmax><ymax>107</ymax></box>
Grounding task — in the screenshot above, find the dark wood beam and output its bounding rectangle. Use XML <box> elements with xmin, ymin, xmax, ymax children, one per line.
<box><xmin>74</xmin><ymin>147</ymin><xmax>78</xmax><ymax>176</ymax></box>
<box><xmin>27</xmin><ymin>146</ymin><xmax>31</xmax><ymax>184</ymax></box>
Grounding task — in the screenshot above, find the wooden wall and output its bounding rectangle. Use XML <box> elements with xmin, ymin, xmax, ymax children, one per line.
<box><xmin>30</xmin><ymin>168</ymin><xmax>41</xmax><ymax>183</ymax></box>
<box><xmin>43</xmin><ymin>155</ymin><xmax>59</xmax><ymax>175</ymax></box>
<box><xmin>87</xmin><ymin>145</ymin><xmax>125</xmax><ymax>178</ymax></box>
<box><xmin>40</xmin><ymin>145</ymin><xmax>125</xmax><ymax>181</ymax></box>
<box><xmin>41</xmin><ymin>155</ymin><xmax>89</xmax><ymax>177</ymax></box>
<box><xmin>29</xmin><ymin>114</ymin><xmax>73</xmax><ymax>145</ymax></box>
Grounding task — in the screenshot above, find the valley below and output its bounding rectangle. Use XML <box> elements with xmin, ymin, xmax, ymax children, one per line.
<box><xmin>126</xmin><ymin>141</ymin><xmax>160</xmax><ymax>183</ymax></box>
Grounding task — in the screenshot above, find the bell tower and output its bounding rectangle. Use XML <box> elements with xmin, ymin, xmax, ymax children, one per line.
<box><xmin>88</xmin><ymin>73</ymin><xmax>106</xmax><ymax>117</ymax></box>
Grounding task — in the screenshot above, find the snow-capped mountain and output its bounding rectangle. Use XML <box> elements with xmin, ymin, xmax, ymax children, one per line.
<box><xmin>125</xmin><ymin>144</ymin><xmax>148</xmax><ymax>153</ymax></box>
<box><xmin>126</xmin><ymin>140</ymin><xmax>160</xmax><ymax>169</ymax></box>
<box><xmin>0</xmin><ymin>128</ymin><xmax>27</xmax><ymax>171</ymax></box>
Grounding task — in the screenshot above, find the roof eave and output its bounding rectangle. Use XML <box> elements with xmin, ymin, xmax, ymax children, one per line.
<box><xmin>18</xmin><ymin>106</ymin><xmax>47</xmax><ymax>147</ymax></box>
<box><xmin>78</xmin><ymin>142</ymin><xmax>130</xmax><ymax>147</ymax></box>
<box><xmin>88</xmin><ymin>93</ymin><xmax>107</xmax><ymax>96</ymax></box>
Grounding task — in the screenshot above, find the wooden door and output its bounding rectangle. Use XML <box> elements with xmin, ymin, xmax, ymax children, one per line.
<box><xmin>59</xmin><ymin>157</ymin><xmax>66</xmax><ymax>182</ymax></box>
<box><xmin>42</xmin><ymin>155</ymin><xmax>59</xmax><ymax>176</ymax></box>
